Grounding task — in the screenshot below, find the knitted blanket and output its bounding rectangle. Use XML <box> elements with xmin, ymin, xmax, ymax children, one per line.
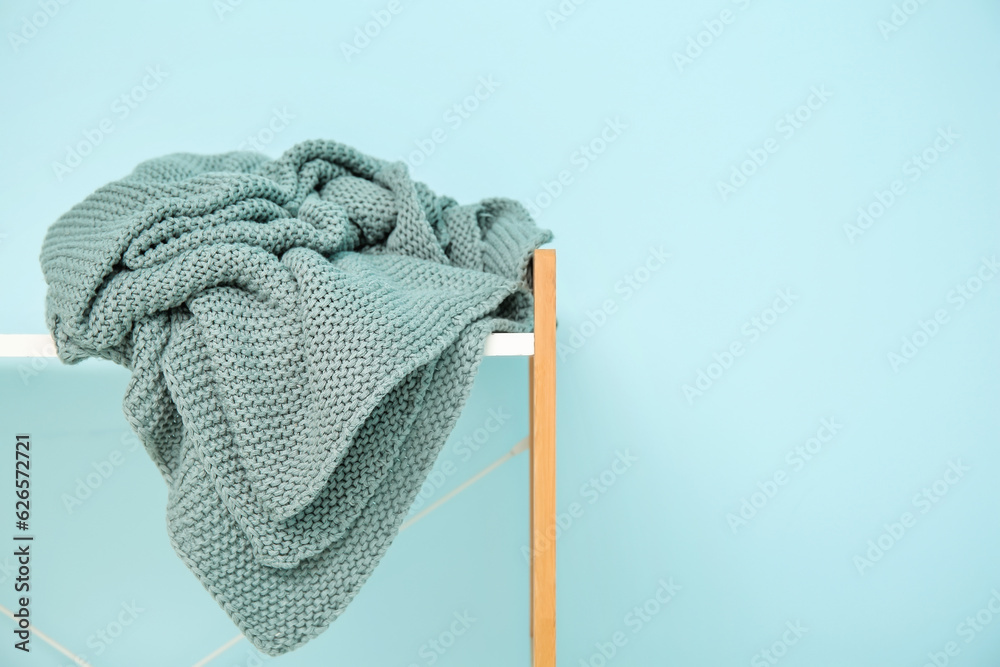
<box><xmin>39</xmin><ymin>140</ymin><xmax>552</xmax><ymax>655</ymax></box>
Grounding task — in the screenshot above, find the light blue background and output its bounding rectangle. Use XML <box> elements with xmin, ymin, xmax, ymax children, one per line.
<box><xmin>2</xmin><ymin>0</ymin><xmax>1000</xmax><ymax>665</ymax></box>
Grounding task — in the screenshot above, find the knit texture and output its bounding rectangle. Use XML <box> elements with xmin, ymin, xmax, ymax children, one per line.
<box><xmin>39</xmin><ymin>139</ymin><xmax>552</xmax><ymax>655</ymax></box>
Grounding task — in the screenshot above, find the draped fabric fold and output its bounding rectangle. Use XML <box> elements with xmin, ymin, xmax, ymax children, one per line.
<box><xmin>39</xmin><ymin>139</ymin><xmax>552</xmax><ymax>655</ymax></box>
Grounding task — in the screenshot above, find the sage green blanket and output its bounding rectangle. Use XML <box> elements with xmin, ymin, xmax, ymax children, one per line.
<box><xmin>39</xmin><ymin>140</ymin><xmax>552</xmax><ymax>655</ymax></box>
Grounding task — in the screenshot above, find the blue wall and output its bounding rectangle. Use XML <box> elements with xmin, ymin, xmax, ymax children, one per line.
<box><xmin>1</xmin><ymin>0</ymin><xmax>999</xmax><ymax>665</ymax></box>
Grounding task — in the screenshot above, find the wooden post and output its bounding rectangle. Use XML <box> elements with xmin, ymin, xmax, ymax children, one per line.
<box><xmin>529</xmin><ymin>249</ymin><xmax>556</xmax><ymax>667</ymax></box>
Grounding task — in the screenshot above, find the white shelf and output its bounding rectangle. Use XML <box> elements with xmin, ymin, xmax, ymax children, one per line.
<box><xmin>0</xmin><ymin>335</ymin><xmax>56</xmax><ymax>357</ymax></box>
<box><xmin>0</xmin><ymin>333</ymin><xmax>534</xmax><ymax>358</ymax></box>
<box><xmin>483</xmin><ymin>332</ymin><xmax>534</xmax><ymax>357</ymax></box>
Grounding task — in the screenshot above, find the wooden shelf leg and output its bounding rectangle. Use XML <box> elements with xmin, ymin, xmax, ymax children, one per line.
<box><xmin>529</xmin><ymin>249</ymin><xmax>556</xmax><ymax>667</ymax></box>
